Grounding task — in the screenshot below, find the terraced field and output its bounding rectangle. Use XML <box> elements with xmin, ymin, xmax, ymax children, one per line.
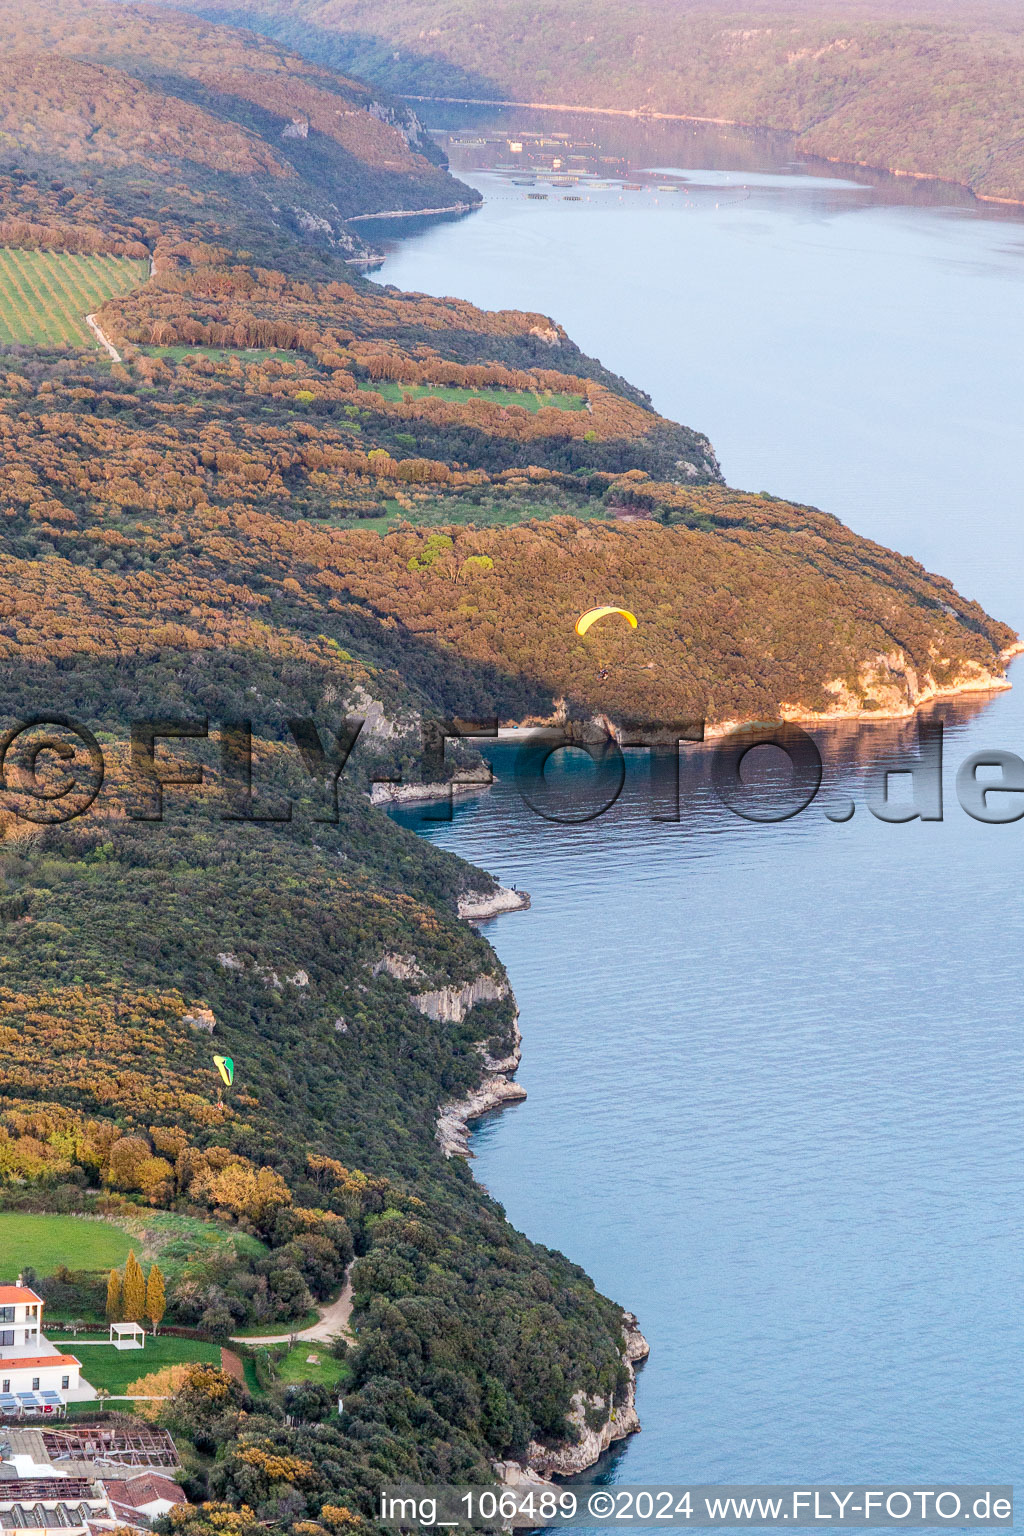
<box><xmin>0</xmin><ymin>248</ymin><xmax>148</xmax><ymax>347</ymax></box>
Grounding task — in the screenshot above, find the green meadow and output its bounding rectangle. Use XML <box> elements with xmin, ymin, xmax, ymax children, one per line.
<box><xmin>0</xmin><ymin>1213</ymin><xmax>134</xmax><ymax>1278</ymax></box>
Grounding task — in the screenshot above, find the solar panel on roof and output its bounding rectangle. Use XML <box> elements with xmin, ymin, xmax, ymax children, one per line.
<box><xmin>41</xmin><ymin>1392</ymin><xmax>63</xmax><ymax>1404</ymax></box>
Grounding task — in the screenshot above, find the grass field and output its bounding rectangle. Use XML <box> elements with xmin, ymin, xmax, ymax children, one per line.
<box><xmin>359</xmin><ymin>380</ymin><xmax>586</xmax><ymax>412</ymax></box>
<box><xmin>44</xmin><ymin>1333</ymin><xmax>220</xmax><ymax>1394</ymax></box>
<box><xmin>241</xmin><ymin>1355</ymin><xmax>263</xmax><ymax>1397</ymax></box>
<box><xmin>0</xmin><ymin>248</ymin><xmax>148</xmax><ymax>347</ymax></box>
<box><xmin>329</xmin><ymin>494</ymin><xmax>607</xmax><ymax>534</ymax></box>
<box><xmin>110</xmin><ymin>1209</ymin><xmax>267</xmax><ymax>1285</ymax></box>
<box><xmin>270</xmin><ymin>1342</ymin><xmax>351</xmax><ymax>1389</ymax></box>
<box><xmin>141</xmin><ymin>345</ymin><xmax>298</xmax><ymax>364</ymax></box>
<box><xmin>0</xmin><ymin>1213</ymin><xmax>135</xmax><ymax>1278</ymax></box>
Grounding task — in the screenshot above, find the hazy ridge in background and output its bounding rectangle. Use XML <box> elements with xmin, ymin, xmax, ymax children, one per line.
<box><xmin>182</xmin><ymin>0</ymin><xmax>1024</xmax><ymax>203</ymax></box>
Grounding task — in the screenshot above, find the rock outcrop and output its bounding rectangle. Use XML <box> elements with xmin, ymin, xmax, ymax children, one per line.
<box><xmin>491</xmin><ymin>1459</ymin><xmax>559</xmax><ymax>1496</ymax></box>
<box><xmin>436</xmin><ymin>1006</ymin><xmax>525</xmax><ymax>1157</ymax></box>
<box><xmin>778</xmin><ymin>643</ymin><xmax>1022</xmax><ymax>727</ymax></box>
<box><xmin>183</xmin><ymin>1005</ymin><xmax>216</xmax><ymax>1033</ymax></box>
<box><xmin>437</xmin><ymin>1075</ymin><xmax>529</xmax><ymax>1158</ymax></box>
<box><xmin>369</xmin><ymin>777</ymin><xmax>491</xmax><ymax>806</ymax></box>
<box><xmin>414</xmin><ymin>972</ymin><xmax>508</xmax><ymax>1023</ymax></box>
<box><xmin>371</xmin><ymin>951</ymin><xmax>426</xmax><ymax>982</ymax></box>
<box><xmin>457</xmin><ymin>885</ymin><xmax>531</xmax><ymax>921</ymax></box>
<box><xmin>348</xmin><ymin>685</ymin><xmax>413</xmax><ymax>746</ymax></box>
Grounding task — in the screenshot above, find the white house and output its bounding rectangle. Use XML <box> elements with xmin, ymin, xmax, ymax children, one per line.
<box><xmin>0</xmin><ymin>1285</ymin><xmax>87</xmax><ymax>1412</ymax></box>
<box><xmin>0</xmin><ymin>1283</ymin><xmax>42</xmax><ymax>1348</ymax></box>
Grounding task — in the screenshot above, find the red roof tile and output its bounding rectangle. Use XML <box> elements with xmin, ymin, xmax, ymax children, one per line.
<box><xmin>103</xmin><ymin>1475</ymin><xmax>186</xmax><ymax>1509</ymax></box>
<box><xmin>0</xmin><ymin>1286</ymin><xmax>44</xmax><ymax>1305</ymax></box>
<box><xmin>0</xmin><ymin>1352</ymin><xmax>80</xmax><ymax>1369</ymax></box>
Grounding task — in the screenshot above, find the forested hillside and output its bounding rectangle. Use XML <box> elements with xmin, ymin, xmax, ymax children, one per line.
<box><xmin>0</xmin><ymin>0</ymin><xmax>475</xmax><ymax>267</ymax></box>
<box><xmin>0</xmin><ymin>7</ymin><xmax>1018</xmax><ymax>1535</ymax></box>
<box><xmin>0</xmin><ymin>338</ymin><xmax>1012</xmax><ymax>724</ymax></box>
<box><xmin>185</xmin><ymin>0</ymin><xmax>1024</xmax><ymax>203</ymax></box>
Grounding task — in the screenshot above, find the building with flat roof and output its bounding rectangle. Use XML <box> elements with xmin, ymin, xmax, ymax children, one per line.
<box><xmin>0</xmin><ymin>1289</ymin><xmax>89</xmax><ymax>1417</ymax></box>
<box><xmin>0</xmin><ymin>1477</ymin><xmax>123</xmax><ymax>1534</ymax></box>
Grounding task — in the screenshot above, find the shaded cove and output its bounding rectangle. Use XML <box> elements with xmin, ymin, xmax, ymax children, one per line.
<box><xmin>380</xmin><ymin>111</ymin><xmax>1023</xmax><ymax>1521</ymax></box>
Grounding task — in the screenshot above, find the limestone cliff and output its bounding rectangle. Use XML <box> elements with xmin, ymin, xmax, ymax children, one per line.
<box><xmin>415</xmin><ymin>971</ymin><xmax>509</xmax><ymax>1024</ymax></box>
<box><xmin>436</xmin><ymin>1004</ymin><xmax>526</xmax><ymax>1157</ymax></box>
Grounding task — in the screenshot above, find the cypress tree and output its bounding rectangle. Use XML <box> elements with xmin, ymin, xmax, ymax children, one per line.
<box><xmin>145</xmin><ymin>1263</ymin><xmax>166</xmax><ymax>1334</ymax></box>
<box><xmin>105</xmin><ymin>1268</ymin><xmax>122</xmax><ymax>1323</ymax></box>
<box><xmin>121</xmin><ymin>1250</ymin><xmax>146</xmax><ymax>1323</ymax></box>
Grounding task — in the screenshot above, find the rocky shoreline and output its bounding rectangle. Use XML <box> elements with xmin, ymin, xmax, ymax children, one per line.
<box><xmin>434</xmin><ymin>955</ymin><xmax>649</xmax><ymax>1481</ymax></box>
<box><xmin>369</xmin><ymin>776</ymin><xmax>491</xmax><ymax>807</ymax></box>
<box><xmin>770</xmin><ymin>644</ymin><xmax>1024</xmax><ymax>733</ymax></box>
<box><xmin>458</xmin><ymin>885</ymin><xmax>531</xmax><ymax>921</ymax></box>
<box><xmin>346</xmin><ymin>200</ymin><xmax>478</xmax><ymax>221</ymax></box>
<box><xmin>424</xmin><ymin>652</ymin><xmax>1024</xmax><ymax>1475</ymax></box>
<box><xmin>436</xmin><ymin>1007</ymin><xmax>527</xmax><ymax>1158</ymax></box>
<box><xmin>494</xmin><ymin>1312</ymin><xmax>651</xmax><ymax>1489</ymax></box>
<box><xmin>505</xmin><ymin>648</ymin><xmax>1022</xmax><ymax>744</ymax></box>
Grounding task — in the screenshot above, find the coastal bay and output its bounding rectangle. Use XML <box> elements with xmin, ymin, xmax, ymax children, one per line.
<box><xmin>382</xmin><ymin>112</ymin><xmax>1024</xmax><ymax>1501</ymax></box>
<box><xmin>1</xmin><ymin>17</ymin><xmax>1021</xmax><ymax>1512</ymax></box>
<box><xmin>372</xmin><ymin>109</ymin><xmax>1024</xmax><ymax>635</ymax></box>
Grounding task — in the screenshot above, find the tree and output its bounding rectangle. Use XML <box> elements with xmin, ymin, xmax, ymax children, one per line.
<box><xmin>106</xmin><ymin>1134</ymin><xmax>156</xmax><ymax>1192</ymax></box>
<box><xmin>193</xmin><ymin>1161</ymin><xmax>291</xmax><ymax>1229</ymax></box>
<box><xmin>105</xmin><ymin>1268</ymin><xmax>122</xmax><ymax>1323</ymax></box>
<box><xmin>458</xmin><ymin>554</ymin><xmax>494</xmax><ymax>583</ymax></box>
<box><xmin>122</xmin><ymin>1250</ymin><xmax>146</xmax><ymax>1323</ymax></box>
<box><xmin>125</xmin><ymin>1363</ymin><xmax>193</xmax><ymax>1421</ymax></box>
<box><xmin>284</xmin><ymin>1381</ymin><xmax>333</xmax><ymax>1424</ymax></box>
<box><xmin>145</xmin><ymin>1263</ymin><xmax>166</xmax><ymax>1334</ymax></box>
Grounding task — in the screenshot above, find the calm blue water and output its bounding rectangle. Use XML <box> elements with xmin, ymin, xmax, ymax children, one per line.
<box><xmin>379</xmin><ymin>114</ymin><xmax>1024</xmax><ymax>1511</ymax></box>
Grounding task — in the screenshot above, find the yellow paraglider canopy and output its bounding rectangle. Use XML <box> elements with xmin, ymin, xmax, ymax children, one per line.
<box><xmin>575</xmin><ymin>606</ymin><xmax>638</xmax><ymax>638</ymax></box>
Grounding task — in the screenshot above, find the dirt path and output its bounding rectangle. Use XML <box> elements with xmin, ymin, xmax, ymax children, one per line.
<box><xmin>85</xmin><ymin>313</ymin><xmax>121</xmax><ymax>362</ymax></box>
<box><xmin>220</xmin><ymin>1346</ymin><xmax>245</xmax><ymax>1383</ymax></box>
<box><xmin>231</xmin><ymin>1272</ymin><xmax>353</xmax><ymax>1346</ymax></box>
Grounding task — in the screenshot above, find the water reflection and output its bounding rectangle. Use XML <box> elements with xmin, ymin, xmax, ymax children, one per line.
<box><xmin>395</xmin><ymin>687</ymin><xmax>1007</xmax><ymax>844</ymax></box>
